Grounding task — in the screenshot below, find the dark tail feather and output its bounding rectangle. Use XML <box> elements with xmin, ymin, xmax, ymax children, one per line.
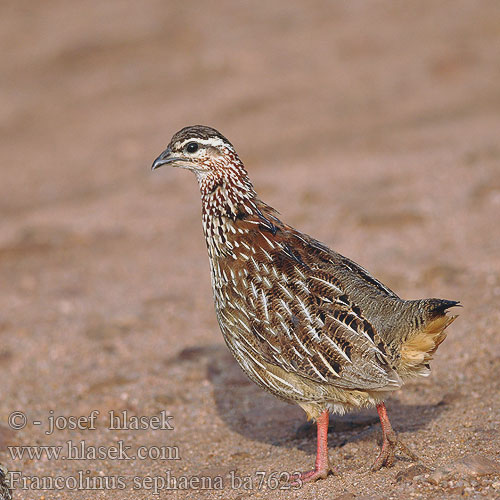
<box><xmin>424</xmin><ymin>299</ymin><xmax>461</xmax><ymax>318</ymax></box>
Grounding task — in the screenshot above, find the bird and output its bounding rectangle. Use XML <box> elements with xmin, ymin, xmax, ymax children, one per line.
<box><xmin>152</xmin><ymin>125</ymin><xmax>459</xmax><ymax>483</ymax></box>
<box><xmin>0</xmin><ymin>464</ymin><xmax>12</xmax><ymax>500</ymax></box>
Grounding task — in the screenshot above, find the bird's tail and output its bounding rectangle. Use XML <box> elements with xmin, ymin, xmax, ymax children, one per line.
<box><xmin>398</xmin><ymin>298</ymin><xmax>460</xmax><ymax>380</ymax></box>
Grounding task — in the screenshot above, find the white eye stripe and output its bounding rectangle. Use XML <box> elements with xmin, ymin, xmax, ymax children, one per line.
<box><xmin>176</xmin><ymin>137</ymin><xmax>233</xmax><ymax>150</ymax></box>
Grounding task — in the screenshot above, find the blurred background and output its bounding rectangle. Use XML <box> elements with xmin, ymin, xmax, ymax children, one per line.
<box><xmin>1</xmin><ymin>1</ymin><xmax>499</xmax><ymax>499</ymax></box>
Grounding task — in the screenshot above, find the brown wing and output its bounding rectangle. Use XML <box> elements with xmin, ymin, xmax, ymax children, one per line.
<box><xmin>218</xmin><ymin>212</ymin><xmax>402</xmax><ymax>391</ymax></box>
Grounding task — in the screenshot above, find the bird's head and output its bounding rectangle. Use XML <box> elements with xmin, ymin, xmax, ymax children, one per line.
<box><xmin>152</xmin><ymin>125</ymin><xmax>257</xmax><ymax>212</ymax></box>
<box><xmin>152</xmin><ymin>125</ymin><xmax>242</xmax><ymax>177</ymax></box>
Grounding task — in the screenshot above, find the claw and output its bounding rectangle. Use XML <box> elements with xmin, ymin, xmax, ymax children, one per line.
<box><xmin>291</xmin><ymin>466</ymin><xmax>330</xmax><ymax>485</ymax></box>
<box><xmin>371</xmin><ymin>403</ymin><xmax>419</xmax><ymax>471</ymax></box>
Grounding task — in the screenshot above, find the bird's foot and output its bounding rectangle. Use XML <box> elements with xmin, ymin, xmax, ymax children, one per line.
<box><xmin>291</xmin><ymin>464</ymin><xmax>331</xmax><ymax>485</ymax></box>
<box><xmin>370</xmin><ymin>428</ymin><xmax>419</xmax><ymax>471</ymax></box>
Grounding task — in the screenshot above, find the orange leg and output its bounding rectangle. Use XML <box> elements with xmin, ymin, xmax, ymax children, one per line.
<box><xmin>371</xmin><ymin>402</ymin><xmax>418</xmax><ymax>471</ymax></box>
<box><xmin>295</xmin><ymin>409</ymin><xmax>331</xmax><ymax>483</ymax></box>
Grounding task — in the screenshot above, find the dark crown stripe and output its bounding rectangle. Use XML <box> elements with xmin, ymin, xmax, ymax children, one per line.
<box><xmin>170</xmin><ymin>125</ymin><xmax>233</xmax><ymax>148</ymax></box>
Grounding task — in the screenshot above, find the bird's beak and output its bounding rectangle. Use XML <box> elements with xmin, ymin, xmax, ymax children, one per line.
<box><xmin>151</xmin><ymin>148</ymin><xmax>184</xmax><ymax>170</ymax></box>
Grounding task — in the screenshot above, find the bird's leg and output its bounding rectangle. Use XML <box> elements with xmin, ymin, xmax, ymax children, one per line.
<box><xmin>294</xmin><ymin>409</ymin><xmax>331</xmax><ymax>484</ymax></box>
<box><xmin>371</xmin><ymin>402</ymin><xmax>419</xmax><ymax>471</ymax></box>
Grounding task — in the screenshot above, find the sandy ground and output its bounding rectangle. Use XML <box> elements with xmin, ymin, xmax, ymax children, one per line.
<box><xmin>1</xmin><ymin>1</ymin><xmax>500</xmax><ymax>499</ymax></box>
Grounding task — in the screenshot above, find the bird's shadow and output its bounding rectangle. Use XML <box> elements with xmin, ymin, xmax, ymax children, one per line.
<box><xmin>174</xmin><ymin>344</ymin><xmax>453</xmax><ymax>456</ymax></box>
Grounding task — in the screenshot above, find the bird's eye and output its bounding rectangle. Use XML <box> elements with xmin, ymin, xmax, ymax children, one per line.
<box><xmin>186</xmin><ymin>142</ymin><xmax>199</xmax><ymax>153</ymax></box>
